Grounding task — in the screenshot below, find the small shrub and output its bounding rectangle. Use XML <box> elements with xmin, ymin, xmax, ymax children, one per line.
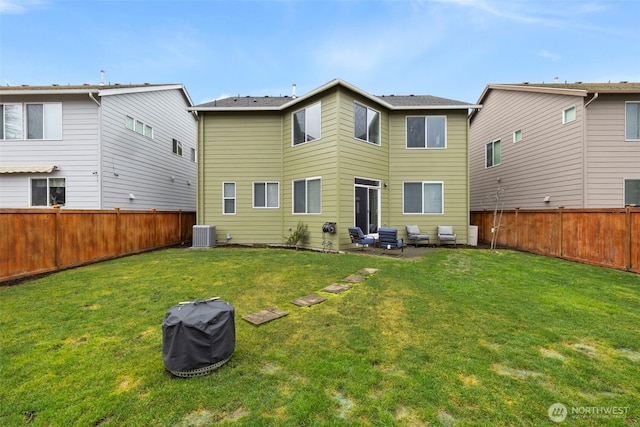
<box><xmin>286</xmin><ymin>221</ymin><xmax>309</xmax><ymax>247</ymax></box>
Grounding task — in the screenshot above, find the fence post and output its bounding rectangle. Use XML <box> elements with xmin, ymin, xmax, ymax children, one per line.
<box><xmin>54</xmin><ymin>205</ymin><xmax>61</xmax><ymax>270</ymax></box>
<box><xmin>152</xmin><ymin>209</ymin><xmax>157</xmax><ymax>248</ymax></box>
<box><xmin>626</xmin><ymin>207</ymin><xmax>632</xmax><ymax>271</ymax></box>
<box><xmin>114</xmin><ymin>208</ymin><xmax>121</xmax><ymax>255</ymax></box>
<box><xmin>514</xmin><ymin>208</ymin><xmax>519</xmax><ymax>248</ymax></box>
<box><xmin>178</xmin><ymin>209</ymin><xmax>183</xmax><ymax>243</ymax></box>
<box><xmin>558</xmin><ymin>206</ymin><xmax>564</xmax><ymax>257</ymax></box>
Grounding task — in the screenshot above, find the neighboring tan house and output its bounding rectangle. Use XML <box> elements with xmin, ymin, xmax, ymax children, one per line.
<box><xmin>0</xmin><ymin>83</ymin><xmax>197</xmax><ymax>210</ymax></box>
<box><xmin>188</xmin><ymin>79</ymin><xmax>478</xmax><ymax>251</ymax></box>
<box><xmin>469</xmin><ymin>82</ymin><xmax>640</xmax><ymax>211</ymax></box>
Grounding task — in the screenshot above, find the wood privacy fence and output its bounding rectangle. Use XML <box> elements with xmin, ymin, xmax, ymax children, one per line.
<box><xmin>0</xmin><ymin>208</ymin><xmax>196</xmax><ymax>283</ymax></box>
<box><xmin>471</xmin><ymin>208</ymin><xmax>640</xmax><ymax>273</ymax></box>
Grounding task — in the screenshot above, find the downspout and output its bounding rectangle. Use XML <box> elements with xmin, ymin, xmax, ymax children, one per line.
<box><xmin>89</xmin><ymin>91</ymin><xmax>103</xmax><ymax>209</ymax></box>
<box><xmin>582</xmin><ymin>93</ymin><xmax>598</xmax><ymax>207</ymax></box>
<box><xmin>88</xmin><ymin>92</ymin><xmax>100</xmax><ymax>106</ymax></box>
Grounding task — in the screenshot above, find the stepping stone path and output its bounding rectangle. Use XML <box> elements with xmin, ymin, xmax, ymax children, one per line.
<box><xmin>242</xmin><ymin>267</ymin><xmax>379</xmax><ymax>326</ymax></box>
<box><xmin>290</xmin><ymin>294</ymin><xmax>327</xmax><ymax>307</ymax></box>
<box><xmin>321</xmin><ymin>283</ymin><xmax>351</xmax><ymax>294</ymax></box>
<box><xmin>242</xmin><ymin>308</ymin><xmax>289</xmax><ymax>326</ymax></box>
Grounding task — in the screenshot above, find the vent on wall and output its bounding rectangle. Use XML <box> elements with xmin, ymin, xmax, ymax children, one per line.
<box><xmin>191</xmin><ymin>225</ymin><xmax>216</xmax><ymax>248</ymax></box>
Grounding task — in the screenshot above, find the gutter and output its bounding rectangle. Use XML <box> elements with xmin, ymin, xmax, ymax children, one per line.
<box><xmin>88</xmin><ymin>92</ymin><xmax>100</xmax><ymax>106</ymax></box>
<box><xmin>584</xmin><ymin>92</ymin><xmax>599</xmax><ymax>108</ymax></box>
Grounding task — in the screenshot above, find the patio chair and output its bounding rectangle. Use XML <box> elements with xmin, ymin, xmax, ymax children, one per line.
<box><xmin>437</xmin><ymin>225</ymin><xmax>457</xmax><ymax>246</ymax></box>
<box><xmin>405</xmin><ymin>225</ymin><xmax>430</xmax><ymax>247</ymax></box>
<box><xmin>348</xmin><ymin>227</ymin><xmax>375</xmax><ymax>250</ymax></box>
<box><xmin>378</xmin><ymin>227</ymin><xmax>404</xmax><ymax>253</ymax></box>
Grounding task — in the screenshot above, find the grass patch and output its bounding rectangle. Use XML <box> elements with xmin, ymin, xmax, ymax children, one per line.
<box><xmin>1</xmin><ymin>247</ymin><xmax>639</xmax><ymax>425</ymax></box>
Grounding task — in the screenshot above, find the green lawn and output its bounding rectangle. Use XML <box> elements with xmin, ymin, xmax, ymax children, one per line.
<box><xmin>1</xmin><ymin>248</ymin><xmax>639</xmax><ymax>426</ymax></box>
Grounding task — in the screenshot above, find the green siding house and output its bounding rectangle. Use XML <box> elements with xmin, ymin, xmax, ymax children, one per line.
<box><xmin>188</xmin><ymin>79</ymin><xmax>478</xmax><ymax>251</ymax></box>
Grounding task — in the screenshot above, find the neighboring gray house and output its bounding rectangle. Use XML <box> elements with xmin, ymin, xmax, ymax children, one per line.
<box><xmin>469</xmin><ymin>82</ymin><xmax>640</xmax><ymax>210</ymax></box>
<box><xmin>0</xmin><ymin>83</ymin><xmax>197</xmax><ymax>210</ymax></box>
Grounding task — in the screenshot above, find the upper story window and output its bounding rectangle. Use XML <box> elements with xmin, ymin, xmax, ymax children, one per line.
<box><xmin>292</xmin><ymin>102</ymin><xmax>321</xmax><ymax>145</ymax></box>
<box><xmin>293</xmin><ymin>177</ymin><xmax>321</xmax><ymax>214</ymax></box>
<box><xmin>1</xmin><ymin>104</ymin><xmax>23</xmax><ymax>139</ymax></box>
<box><xmin>27</xmin><ymin>103</ymin><xmax>62</xmax><ymax>140</ymax></box>
<box><xmin>403</xmin><ymin>181</ymin><xmax>444</xmax><ymax>214</ymax></box>
<box><xmin>172</xmin><ymin>139</ymin><xmax>183</xmax><ymax>156</ymax></box>
<box><xmin>1</xmin><ymin>103</ymin><xmax>61</xmax><ymax>140</ymax></box>
<box><xmin>563</xmin><ymin>105</ymin><xmax>576</xmax><ymax>124</ymax></box>
<box><xmin>223</xmin><ymin>182</ymin><xmax>236</xmax><ymax>214</ymax></box>
<box><xmin>354</xmin><ymin>102</ymin><xmax>380</xmax><ymax>145</ymax></box>
<box><xmin>625</xmin><ymin>102</ymin><xmax>640</xmax><ymax>140</ymax></box>
<box><xmin>254</xmin><ymin>182</ymin><xmax>279</xmax><ymax>208</ymax></box>
<box><xmin>406</xmin><ymin>116</ymin><xmax>446</xmax><ymax>149</ymax></box>
<box><xmin>486</xmin><ymin>139</ymin><xmax>501</xmax><ymax>168</ymax></box>
<box><xmin>125</xmin><ymin>115</ymin><xmax>153</xmax><ymax>138</ymax></box>
<box><xmin>513</xmin><ymin>129</ymin><xmax>523</xmax><ymax>143</ymax></box>
<box><xmin>31</xmin><ymin>177</ymin><xmax>65</xmax><ymax>207</ymax></box>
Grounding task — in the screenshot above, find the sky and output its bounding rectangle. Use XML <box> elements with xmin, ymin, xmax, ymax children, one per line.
<box><xmin>0</xmin><ymin>0</ymin><xmax>639</xmax><ymax>105</ymax></box>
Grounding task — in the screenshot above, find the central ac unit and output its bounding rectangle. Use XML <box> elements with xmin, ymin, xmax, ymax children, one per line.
<box><xmin>191</xmin><ymin>225</ymin><xmax>216</xmax><ymax>248</ymax></box>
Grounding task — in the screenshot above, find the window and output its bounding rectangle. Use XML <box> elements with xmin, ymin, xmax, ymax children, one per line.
<box><xmin>292</xmin><ymin>102</ymin><xmax>321</xmax><ymax>145</ymax></box>
<box><xmin>190</xmin><ymin>148</ymin><xmax>196</xmax><ymax>162</ymax></box>
<box><xmin>172</xmin><ymin>139</ymin><xmax>183</xmax><ymax>156</ymax></box>
<box><xmin>625</xmin><ymin>102</ymin><xmax>640</xmax><ymax>140</ymax></box>
<box><xmin>26</xmin><ymin>103</ymin><xmax>62</xmax><ymax>140</ymax></box>
<box><xmin>625</xmin><ymin>179</ymin><xmax>640</xmax><ymax>206</ymax></box>
<box><xmin>403</xmin><ymin>181</ymin><xmax>443</xmax><ymax>214</ymax></box>
<box><xmin>293</xmin><ymin>177</ymin><xmax>321</xmax><ymax>214</ymax></box>
<box><xmin>563</xmin><ymin>106</ymin><xmax>576</xmax><ymax>124</ymax></box>
<box><xmin>486</xmin><ymin>139</ymin><xmax>501</xmax><ymax>167</ymax></box>
<box><xmin>254</xmin><ymin>182</ymin><xmax>279</xmax><ymax>208</ymax></box>
<box><xmin>31</xmin><ymin>178</ymin><xmax>65</xmax><ymax>207</ymax></box>
<box><xmin>354</xmin><ymin>102</ymin><xmax>380</xmax><ymax>145</ymax></box>
<box><xmin>1</xmin><ymin>104</ymin><xmax>23</xmax><ymax>140</ymax></box>
<box><xmin>223</xmin><ymin>182</ymin><xmax>235</xmax><ymax>214</ymax></box>
<box><xmin>126</xmin><ymin>115</ymin><xmax>153</xmax><ymax>138</ymax></box>
<box><xmin>406</xmin><ymin>116</ymin><xmax>446</xmax><ymax>148</ymax></box>
<box><xmin>513</xmin><ymin>129</ymin><xmax>522</xmax><ymax>143</ymax></box>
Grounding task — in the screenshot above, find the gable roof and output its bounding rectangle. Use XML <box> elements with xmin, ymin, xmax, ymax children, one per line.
<box><xmin>476</xmin><ymin>81</ymin><xmax>640</xmax><ymax>105</ymax></box>
<box><xmin>0</xmin><ymin>83</ymin><xmax>194</xmax><ymax>106</ymax></box>
<box><xmin>189</xmin><ymin>79</ymin><xmax>479</xmax><ymax>112</ymax></box>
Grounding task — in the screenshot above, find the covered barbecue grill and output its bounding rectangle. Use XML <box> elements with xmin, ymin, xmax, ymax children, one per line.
<box><xmin>162</xmin><ymin>298</ymin><xmax>235</xmax><ymax>377</ymax></box>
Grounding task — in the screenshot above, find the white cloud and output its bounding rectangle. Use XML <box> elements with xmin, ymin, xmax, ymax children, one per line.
<box><xmin>538</xmin><ymin>50</ymin><xmax>561</xmax><ymax>62</ymax></box>
<box><xmin>0</xmin><ymin>0</ymin><xmax>45</xmax><ymax>14</ymax></box>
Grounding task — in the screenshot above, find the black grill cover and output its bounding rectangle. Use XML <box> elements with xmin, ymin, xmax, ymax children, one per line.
<box><xmin>162</xmin><ymin>298</ymin><xmax>235</xmax><ymax>377</ymax></box>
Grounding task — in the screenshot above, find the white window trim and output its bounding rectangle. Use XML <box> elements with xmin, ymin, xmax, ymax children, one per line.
<box><xmin>30</xmin><ymin>177</ymin><xmax>66</xmax><ymax>207</ymax></box>
<box><xmin>1</xmin><ymin>103</ymin><xmax>23</xmax><ymax>140</ymax></box>
<box><xmin>25</xmin><ymin>102</ymin><xmax>62</xmax><ymax>140</ymax></box>
<box><xmin>354</xmin><ymin>102</ymin><xmax>381</xmax><ymax>146</ymax></box>
<box><xmin>405</xmin><ymin>115</ymin><xmax>447</xmax><ymax>149</ymax></box>
<box><xmin>292</xmin><ymin>101</ymin><xmax>322</xmax><ymax>146</ymax></box>
<box><xmin>172</xmin><ymin>139</ymin><xmax>183</xmax><ymax>157</ymax></box>
<box><xmin>222</xmin><ymin>181</ymin><xmax>236</xmax><ymax>215</ymax></box>
<box><xmin>253</xmin><ymin>181</ymin><xmax>280</xmax><ymax>208</ymax></box>
<box><xmin>402</xmin><ymin>180</ymin><xmax>444</xmax><ymax>215</ymax></box>
<box><xmin>292</xmin><ymin>176</ymin><xmax>322</xmax><ymax>214</ymax></box>
<box><xmin>625</xmin><ymin>101</ymin><xmax>640</xmax><ymax>141</ymax></box>
<box><xmin>624</xmin><ymin>177</ymin><xmax>640</xmax><ymax>206</ymax></box>
<box><xmin>485</xmin><ymin>139</ymin><xmax>501</xmax><ymax>168</ymax></box>
<box><xmin>513</xmin><ymin>129</ymin><xmax>522</xmax><ymax>143</ymax></box>
<box><xmin>125</xmin><ymin>114</ymin><xmax>153</xmax><ymax>139</ymax></box>
<box><xmin>562</xmin><ymin>105</ymin><xmax>576</xmax><ymax>124</ymax></box>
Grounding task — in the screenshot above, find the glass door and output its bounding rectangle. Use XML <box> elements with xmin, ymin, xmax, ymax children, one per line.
<box><xmin>354</xmin><ymin>178</ymin><xmax>380</xmax><ymax>234</ymax></box>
